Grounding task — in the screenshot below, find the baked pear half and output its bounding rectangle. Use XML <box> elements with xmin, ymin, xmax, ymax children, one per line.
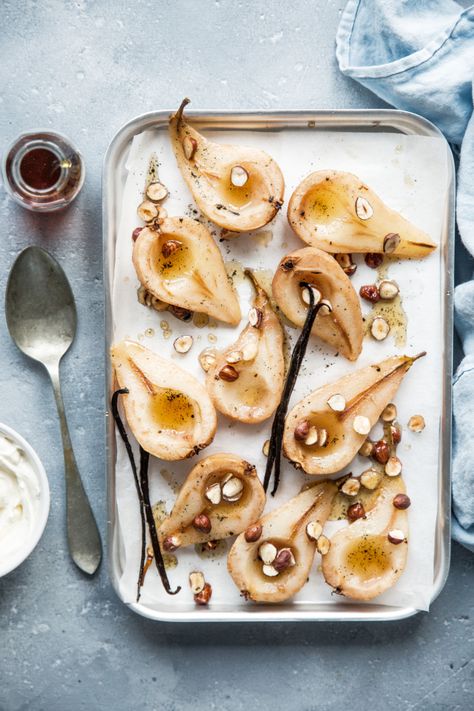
<box><xmin>205</xmin><ymin>271</ymin><xmax>285</xmax><ymax>423</ymax></box>
<box><xmin>169</xmin><ymin>99</ymin><xmax>285</xmax><ymax>232</ymax></box>
<box><xmin>288</xmin><ymin>170</ymin><xmax>437</xmax><ymax>257</ymax></box>
<box><xmin>133</xmin><ymin>217</ymin><xmax>241</xmax><ymax>325</ymax></box>
<box><xmin>111</xmin><ymin>340</ymin><xmax>216</xmax><ymax>460</ymax></box>
<box><xmin>159</xmin><ymin>454</ymin><xmax>265</xmax><ymax>549</ymax></box>
<box><xmin>272</xmin><ymin>247</ymin><xmax>363</xmax><ymax>361</ymax></box>
<box><xmin>283</xmin><ymin>353</ymin><xmax>425</xmax><ymax>475</ymax></box>
<box><xmin>322</xmin><ymin>476</ymin><xmax>409</xmax><ymax>600</ymax></box>
<box><xmin>228</xmin><ymin>481</ymin><xmax>337</xmax><ymax>603</ymax></box>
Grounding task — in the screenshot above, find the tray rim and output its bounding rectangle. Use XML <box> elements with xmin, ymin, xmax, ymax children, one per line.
<box><xmin>103</xmin><ymin>107</ymin><xmax>454</xmax><ymax>623</ymax></box>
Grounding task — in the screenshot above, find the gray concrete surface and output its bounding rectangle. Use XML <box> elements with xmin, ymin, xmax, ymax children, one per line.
<box><xmin>0</xmin><ymin>1</ymin><xmax>473</xmax><ymax>709</ymax></box>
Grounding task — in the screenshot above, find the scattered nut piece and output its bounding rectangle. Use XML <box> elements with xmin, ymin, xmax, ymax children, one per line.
<box><xmin>222</xmin><ymin>476</ymin><xmax>243</xmax><ymax>502</ymax></box>
<box><xmin>202</xmin><ymin>540</ymin><xmax>218</xmax><ymax>551</ymax></box>
<box><xmin>387</xmin><ymin>529</ymin><xmax>405</xmax><ymax>545</ymax></box>
<box><xmin>393</xmin><ymin>493</ymin><xmax>411</xmax><ymax>510</ymax></box>
<box><xmin>341</xmin><ymin>477</ymin><xmax>361</xmax><ymax>497</ymax></box>
<box><xmin>137</xmin><ymin>200</ymin><xmax>158</xmax><ymax>222</ymax></box>
<box><xmin>358</xmin><ymin>439</ymin><xmax>374</xmax><ymax>457</ymax></box>
<box><xmin>132</xmin><ymin>226</ymin><xmax>144</xmax><ymax>241</ymax></box>
<box><xmin>304</xmin><ymin>426</ymin><xmax>319</xmax><ymax>446</ymax></box>
<box><xmin>371</xmin><ymin>316</ymin><xmax>390</xmax><ymax>341</ymax></box>
<box><xmin>334</xmin><ymin>253</ymin><xmax>357</xmax><ymax>276</ymax></box>
<box><xmin>168</xmin><ymin>305</ymin><xmax>192</xmax><ymax>322</ymax></box>
<box><xmin>189</xmin><ymin>571</ymin><xmax>206</xmax><ymax>595</ymax></box>
<box><xmin>241</xmin><ymin>339</ymin><xmax>259</xmax><ymax>362</ymax></box>
<box><xmin>161</xmin><ymin>239</ymin><xmax>182</xmax><ymax>258</ymax></box>
<box><xmin>301</xmin><ymin>285</ymin><xmax>322</xmax><ymax>306</ymax></box>
<box><xmin>379</xmin><ymin>279</ymin><xmax>399</xmax><ymax>300</ymax></box>
<box><xmin>355</xmin><ymin>196</ymin><xmax>373</xmax><ymax>220</ymax></box>
<box><xmin>347</xmin><ymin>502</ymin><xmax>366</xmax><ymax>521</ymax></box>
<box><xmin>317</xmin><ymin>428</ymin><xmax>328</xmax><ymax>447</ymax></box>
<box><xmin>217</xmin><ymin>364</ymin><xmax>239</xmax><ymax>382</ymax></box>
<box><xmin>365</xmin><ymin>253</ymin><xmax>384</xmax><ymax>269</ymax></box>
<box><xmin>199</xmin><ymin>348</ymin><xmax>217</xmax><ymax>372</ymax></box>
<box><xmin>273</xmin><ymin>547</ymin><xmax>296</xmax><ymax>572</ymax></box>
<box><xmin>408</xmin><ymin>415</ymin><xmax>425</xmax><ymax>433</ymax></box>
<box><xmin>173</xmin><ymin>335</ymin><xmax>193</xmax><ymax>354</ymax></box>
<box><xmin>385</xmin><ymin>456</ymin><xmax>402</xmax><ymax>477</ymax></box>
<box><xmin>372</xmin><ymin>440</ymin><xmax>390</xmax><ymax>464</ymax></box>
<box><xmin>262</xmin><ymin>564</ymin><xmax>279</xmax><ymax>577</ymax></box>
<box><xmin>137</xmin><ymin>286</ymin><xmax>168</xmax><ymax>312</ymax></box>
<box><xmin>294</xmin><ymin>420</ymin><xmax>311</xmax><ymax>442</ymax></box>
<box><xmin>258</xmin><ymin>542</ymin><xmax>277</xmax><ymax>565</ymax></box>
<box><xmin>183</xmin><ymin>135</ymin><xmax>198</xmax><ymax>160</ymax></box>
<box><xmin>193</xmin><ymin>513</ymin><xmax>212</xmax><ymax>534</ymax></box>
<box><xmin>359</xmin><ymin>284</ymin><xmax>380</xmax><ymax>303</ymax></box>
<box><xmin>230</xmin><ymin>165</ymin><xmax>249</xmax><ymax>187</ymax></box>
<box><xmin>248</xmin><ymin>307</ymin><xmax>263</xmax><ymax>328</ymax></box>
<box><xmin>319</xmin><ymin>299</ymin><xmax>333</xmax><ymax>315</ymax></box>
<box><xmin>205</xmin><ymin>482</ymin><xmax>222</xmax><ymax>506</ymax></box>
<box><xmin>146</xmin><ymin>181</ymin><xmax>168</xmax><ymax>202</ymax></box>
<box><xmin>381</xmin><ymin>403</ymin><xmax>397</xmax><ymax>422</ymax></box>
<box><xmin>306</xmin><ymin>521</ymin><xmax>323</xmax><ymax>541</ymax></box>
<box><xmin>353</xmin><ymin>415</ymin><xmax>371</xmax><ymax>436</ymax></box>
<box><xmin>262</xmin><ymin>440</ymin><xmax>270</xmax><ymax>457</ymax></box>
<box><xmin>316</xmin><ymin>535</ymin><xmax>331</xmax><ymax>555</ymax></box>
<box><xmin>245</xmin><ymin>524</ymin><xmax>263</xmax><ymax>543</ymax></box>
<box><xmin>327</xmin><ymin>393</ymin><xmax>346</xmax><ymax>412</ymax></box>
<box><xmin>163</xmin><ymin>535</ymin><xmax>180</xmax><ymax>552</ymax></box>
<box><xmin>360</xmin><ymin>468</ymin><xmax>382</xmax><ymax>490</ymax></box>
<box><xmin>383</xmin><ymin>233</ymin><xmax>401</xmax><ymax>254</ymax></box>
<box><xmin>226</xmin><ymin>350</ymin><xmax>242</xmax><ymax>364</ymax></box>
<box><xmin>194</xmin><ymin>582</ymin><xmax>212</xmax><ymax>605</ymax></box>
<box><xmin>389</xmin><ymin>423</ymin><xmax>402</xmax><ymax>445</ymax></box>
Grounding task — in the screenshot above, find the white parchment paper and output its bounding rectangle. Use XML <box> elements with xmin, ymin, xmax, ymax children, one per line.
<box><xmin>111</xmin><ymin>125</ymin><xmax>448</xmax><ymax>612</ymax></box>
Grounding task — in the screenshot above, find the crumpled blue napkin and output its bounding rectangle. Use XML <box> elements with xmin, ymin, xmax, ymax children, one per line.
<box><xmin>336</xmin><ymin>0</ymin><xmax>474</xmax><ymax>550</ymax></box>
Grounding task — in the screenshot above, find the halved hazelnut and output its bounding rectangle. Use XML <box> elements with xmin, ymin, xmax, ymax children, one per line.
<box><xmin>393</xmin><ymin>493</ymin><xmax>411</xmax><ymax>510</ymax></box>
<box><xmin>365</xmin><ymin>253</ymin><xmax>383</xmax><ymax>269</ymax></box>
<box><xmin>301</xmin><ymin>285</ymin><xmax>322</xmax><ymax>306</ymax></box>
<box><xmin>355</xmin><ymin>196</ymin><xmax>373</xmax><ymax>220</ymax></box>
<box><xmin>132</xmin><ymin>226</ymin><xmax>144</xmax><ymax>241</ymax></box>
<box><xmin>248</xmin><ymin>307</ymin><xmax>263</xmax><ymax>328</ymax></box>
<box><xmin>381</xmin><ymin>403</ymin><xmax>397</xmax><ymax>422</ymax></box>
<box><xmin>347</xmin><ymin>502</ymin><xmax>365</xmax><ymax>521</ymax></box>
<box><xmin>193</xmin><ymin>513</ymin><xmax>212</xmax><ymax>533</ymax></box>
<box><xmin>358</xmin><ymin>439</ymin><xmax>374</xmax><ymax>457</ymax></box>
<box><xmin>173</xmin><ymin>335</ymin><xmax>193</xmax><ymax>354</ymax></box>
<box><xmin>162</xmin><ymin>239</ymin><xmax>182</xmax><ymax>258</ymax></box>
<box><xmin>327</xmin><ymin>393</ymin><xmax>346</xmax><ymax>412</ymax></box>
<box><xmin>137</xmin><ymin>200</ymin><xmax>158</xmax><ymax>222</ymax></box>
<box><xmin>316</xmin><ymin>535</ymin><xmax>331</xmax><ymax>555</ymax></box>
<box><xmin>389</xmin><ymin>423</ymin><xmax>402</xmax><ymax>445</ymax></box>
<box><xmin>359</xmin><ymin>284</ymin><xmax>380</xmax><ymax>303</ymax></box>
<box><xmin>262</xmin><ymin>564</ymin><xmax>279</xmax><ymax>577</ymax></box>
<box><xmin>163</xmin><ymin>535</ymin><xmax>180</xmax><ymax>552</ymax></box>
<box><xmin>372</xmin><ymin>440</ymin><xmax>390</xmax><ymax>464</ymax></box>
<box><xmin>360</xmin><ymin>468</ymin><xmax>382</xmax><ymax>490</ymax></box>
<box><xmin>241</xmin><ymin>339</ymin><xmax>259</xmax><ymax>362</ymax></box>
<box><xmin>194</xmin><ymin>582</ymin><xmax>212</xmax><ymax>605</ymax></box>
<box><xmin>341</xmin><ymin>477</ymin><xmax>360</xmax><ymax>497</ymax></box>
<box><xmin>304</xmin><ymin>426</ymin><xmax>319</xmax><ymax>446</ymax></box>
<box><xmin>387</xmin><ymin>529</ymin><xmax>405</xmax><ymax>545</ymax></box>
<box><xmin>334</xmin><ymin>253</ymin><xmax>357</xmax><ymax>276</ymax></box>
<box><xmin>218</xmin><ymin>364</ymin><xmax>239</xmax><ymax>382</ymax></box>
<box><xmin>319</xmin><ymin>299</ymin><xmax>333</xmax><ymax>315</ymax></box>
<box><xmin>379</xmin><ymin>280</ymin><xmax>399</xmax><ymax>300</ymax></box>
<box><xmin>222</xmin><ymin>476</ymin><xmax>243</xmax><ymax>502</ymax></box>
<box><xmin>273</xmin><ymin>547</ymin><xmax>296</xmax><ymax>572</ymax></box>
<box><xmin>317</xmin><ymin>428</ymin><xmax>328</xmax><ymax>447</ymax></box>
<box><xmin>385</xmin><ymin>456</ymin><xmax>402</xmax><ymax>477</ymax></box>
<box><xmin>262</xmin><ymin>440</ymin><xmax>270</xmax><ymax>457</ymax></box>
<box><xmin>408</xmin><ymin>415</ymin><xmax>425</xmax><ymax>432</ymax></box>
<box><xmin>146</xmin><ymin>181</ymin><xmax>168</xmax><ymax>202</ymax></box>
<box><xmin>353</xmin><ymin>415</ymin><xmax>371</xmax><ymax>436</ymax></box>
<box><xmin>245</xmin><ymin>524</ymin><xmax>262</xmax><ymax>543</ymax></box>
<box><xmin>226</xmin><ymin>350</ymin><xmax>243</xmax><ymax>364</ymax></box>
<box><xmin>258</xmin><ymin>542</ymin><xmax>277</xmax><ymax>565</ymax></box>
<box><xmin>371</xmin><ymin>316</ymin><xmax>390</xmax><ymax>341</ymax></box>
<box><xmin>294</xmin><ymin>420</ymin><xmax>311</xmax><ymax>442</ymax></box>
<box><xmin>183</xmin><ymin>135</ymin><xmax>197</xmax><ymax>160</ymax></box>
<box><xmin>306</xmin><ymin>521</ymin><xmax>323</xmax><ymax>541</ymax></box>
<box><xmin>230</xmin><ymin>165</ymin><xmax>249</xmax><ymax>187</ymax></box>
<box><xmin>168</xmin><ymin>305</ymin><xmax>192</xmax><ymax>322</ymax></box>
<box><xmin>199</xmin><ymin>348</ymin><xmax>217</xmax><ymax>372</ymax></box>
<box><xmin>383</xmin><ymin>233</ymin><xmax>401</xmax><ymax>254</ymax></box>
<box><xmin>205</xmin><ymin>482</ymin><xmax>222</xmax><ymax>506</ymax></box>
<box><xmin>189</xmin><ymin>571</ymin><xmax>206</xmax><ymax>595</ymax></box>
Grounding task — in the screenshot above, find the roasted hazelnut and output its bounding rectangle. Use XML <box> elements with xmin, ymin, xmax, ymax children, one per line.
<box><xmin>390</xmin><ymin>423</ymin><xmax>402</xmax><ymax>445</ymax></box>
<box><xmin>372</xmin><ymin>439</ymin><xmax>390</xmax><ymax>464</ymax></box>
<box><xmin>393</xmin><ymin>493</ymin><xmax>411</xmax><ymax>510</ymax></box>
<box><xmin>162</xmin><ymin>239</ymin><xmax>182</xmax><ymax>258</ymax></box>
<box><xmin>316</xmin><ymin>535</ymin><xmax>331</xmax><ymax>555</ymax></box>
<box><xmin>359</xmin><ymin>284</ymin><xmax>380</xmax><ymax>303</ymax></box>
<box><xmin>365</xmin><ymin>253</ymin><xmax>384</xmax><ymax>269</ymax></box>
<box><xmin>355</xmin><ymin>196</ymin><xmax>373</xmax><ymax>220</ymax></box>
<box><xmin>183</xmin><ymin>135</ymin><xmax>198</xmax><ymax>160</ymax></box>
<box><xmin>217</xmin><ymin>364</ymin><xmax>239</xmax><ymax>382</ymax></box>
<box><xmin>385</xmin><ymin>456</ymin><xmax>402</xmax><ymax>477</ymax></box>
<box><xmin>347</xmin><ymin>502</ymin><xmax>366</xmax><ymax>521</ymax></box>
<box><xmin>163</xmin><ymin>535</ymin><xmax>180</xmax><ymax>552</ymax></box>
<box><xmin>132</xmin><ymin>226</ymin><xmax>144</xmax><ymax>241</ymax></box>
<box><xmin>273</xmin><ymin>547</ymin><xmax>296</xmax><ymax>572</ymax></box>
<box><xmin>381</xmin><ymin>403</ymin><xmax>397</xmax><ymax>422</ymax></box>
<box><xmin>383</xmin><ymin>233</ymin><xmax>401</xmax><ymax>254</ymax></box>
<box><xmin>294</xmin><ymin>420</ymin><xmax>311</xmax><ymax>441</ymax></box>
<box><xmin>358</xmin><ymin>439</ymin><xmax>374</xmax><ymax>457</ymax></box>
<box><xmin>194</xmin><ymin>582</ymin><xmax>212</xmax><ymax>605</ymax></box>
<box><xmin>387</xmin><ymin>529</ymin><xmax>405</xmax><ymax>545</ymax></box>
<box><xmin>408</xmin><ymin>415</ymin><xmax>426</xmax><ymax>433</ymax></box>
<box><xmin>202</xmin><ymin>540</ymin><xmax>218</xmax><ymax>551</ymax></box>
<box><xmin>189</xmin><ymin>571</ymin><xmax>206</xmax><ymax>595</ymax></box>
<box><xmin>341</xmin><ymin>477</ymin><xmax>361</xmax><ymax>497</ymax></box>
<box><xmin>244</xmin><ymin>524</ymin><xmax>263</xmax><ymax>543</ymax></box>
<box><xmin>248</xmin><ymin>307</ymin><xmax>263</xmax><ymax>328</ymax></box>
<box><xmin>334</xmin><ymin>253</ymin><xmax>357</xmax><ymax>276</ymax></box>
<box><xmin>168</xmin><ymin>305</ymin><xmax>193</xmax><ymax>322</ymax></box>
<box><xmin>193</xmin><ymin>513</ymin><xmax>212</xmax><ymax>534</ymax></box>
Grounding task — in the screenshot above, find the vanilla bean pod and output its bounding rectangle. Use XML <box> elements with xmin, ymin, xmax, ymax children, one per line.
<box><xmin>111</xmin><ymin>388</ymin><xmax>146</xmax><ymax>602</ymax></box>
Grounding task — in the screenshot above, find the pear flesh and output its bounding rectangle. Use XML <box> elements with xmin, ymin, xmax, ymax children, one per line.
<box><xmin>205</xmin><ymin>275</ymin><xmax>285</xmax><ymax>423</ymax></box>
<box><xmin>227</xmin><ymin>481</ymin><xmax>337</xmax><ymax>603</ymax></box>
<box><xmin>272</xmin><ymin>247</ymin><xmax>363</xmax><ymax>361</ymax></box>
<box><xmin>283</xmin><ymin>353</ymin><xmax>424</xmax><ymax>475</ymax></box>
<box><xmin>322</xmin><ymin>476</ymin><xmax>409</xmax><ymax>600</ymax></box>
<box><xmin>159</xmin><ymin>453</ymin><xmax>266</xmax><ymax>547</ymax></box>
<box><xmin>169</xmin><ymin>99</ymin><xmax>285</xmax><ymax>232</ymax></box>
<box><xmin>288</xmin><ymin>170</ymin><xmax>437</xmax><ymax>257</ymax></box>
<box><xmin>111</xmin><ymin>340</ymin><xmax>217</xmax><ymax>461</ymax></box>
<box><xmin>133</xmin><ymin>217</ymin><xmax>241</xmax><ymax>325</ymax></box>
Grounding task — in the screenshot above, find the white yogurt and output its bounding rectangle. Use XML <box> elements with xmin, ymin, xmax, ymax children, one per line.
<box><xmin>0</xmin><ymin>433</ymin><xmax>43</xmax><ymax>572</ymax></box>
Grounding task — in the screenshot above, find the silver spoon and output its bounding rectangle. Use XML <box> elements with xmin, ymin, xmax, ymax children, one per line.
<box><xmin>5</xmin><ymin>246</ymin><xmax>101</xmax><ymax>575</ymax></box>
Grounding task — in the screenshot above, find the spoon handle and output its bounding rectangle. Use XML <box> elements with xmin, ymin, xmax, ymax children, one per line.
<box><xmin>47</xmin><ymin>363</ymin><xmax>102</xmax><ymax>575</ymax></box>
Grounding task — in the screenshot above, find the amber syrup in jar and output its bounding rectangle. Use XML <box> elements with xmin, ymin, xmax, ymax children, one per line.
<box><xmin>2</xmin><ymin>131</ymin><xmax>85</xmax><ymax>212</ymax></box>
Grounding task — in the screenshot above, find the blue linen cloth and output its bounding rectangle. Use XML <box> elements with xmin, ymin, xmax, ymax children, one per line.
<box><xmin>336</xmin><ymin>0</ymin><xmax>474</xmax><ymax>550</ymax></box>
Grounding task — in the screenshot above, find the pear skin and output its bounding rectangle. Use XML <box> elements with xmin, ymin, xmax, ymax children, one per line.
<box><xmin>288</xmin><ymin>170</ymin><xmax>437</xmax><ymax>257</ymax></box>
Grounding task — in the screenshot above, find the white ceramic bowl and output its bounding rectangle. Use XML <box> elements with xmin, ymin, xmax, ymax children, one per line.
<box><xmin>0</xmin><ymin>423</ymin><xmax>50</xmax><ymax>577</ymax></box>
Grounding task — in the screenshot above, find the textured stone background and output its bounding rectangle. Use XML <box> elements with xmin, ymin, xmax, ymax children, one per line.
<box><xmin>1</xmin><ymin>1</ymin><xmax>473</xmax><ymax>710</ymax></box>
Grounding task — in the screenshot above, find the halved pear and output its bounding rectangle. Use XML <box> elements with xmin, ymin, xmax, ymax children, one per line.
<box><xmin>158</xmin><ymin>453</ymin><xmax>265</xmax><ymax>548</ymax></box>
<box><xmin>283</xmin><ymin>353</ymin><xmax>425</xmax><ymax>475</ymax></box>
<box><xmin>133</xmin><ymin>217</ymin><xmax>241</xmax><ymax>325</ymax></box>
<box><xmin>111</xmin><ymin>339</ymin><xmax>216</xmax><ymax>460</ymax></box>
<box><xmin>272</xmin><ymin>247</ymin><xmax>363</xmax><ymax>361</ymax></box>
<box><xmin>205</xmin><ymin>272</ymin><xmax>285</xmax><ymax>423</ymax></box>
<box><xmin>227</xmin><ymin>481</ymin><xmax>337</xmax><ymax>603</ymax></box>
<box><xmin>322</xmin><ymin>476</ymin><xmax>409</xmax><ymax>600</ymax></box>
<box><xmin>169</xmin><ymin>99</ymin><xmax>285</xmax><ymax>232</ymax></box>
<box><xmin>288</xmin><ymin>170</ymin><xmax>437</xmax><ymax>257</ymax></box>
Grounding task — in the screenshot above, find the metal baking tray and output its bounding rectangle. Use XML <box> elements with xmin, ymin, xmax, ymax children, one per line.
<box><xmin>103</xmin><ymin>109</ymin><xmax>454</xmax><ymax>622</ymax></box>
